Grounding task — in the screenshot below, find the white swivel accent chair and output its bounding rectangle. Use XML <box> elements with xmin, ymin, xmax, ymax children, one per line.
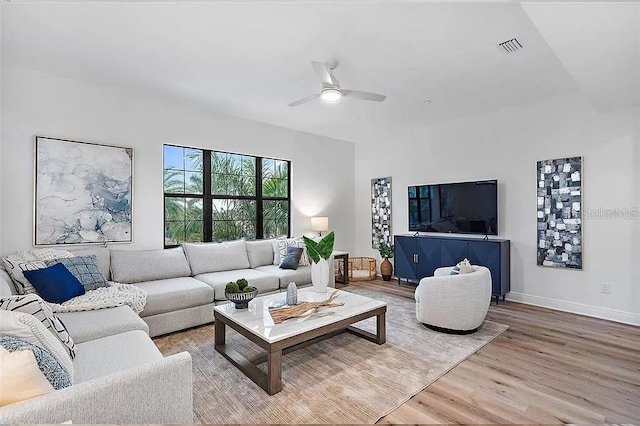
<box><xmin>414</xmin><ymin>265</ymin><xmax>492</xmax><ymax>334</ymax></box>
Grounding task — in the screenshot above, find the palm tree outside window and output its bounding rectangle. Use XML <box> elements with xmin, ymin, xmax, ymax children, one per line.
<box><xmin>163</xmin><ymin>144</ymin><xmax>290</xmax><ymax>247</ymax></box>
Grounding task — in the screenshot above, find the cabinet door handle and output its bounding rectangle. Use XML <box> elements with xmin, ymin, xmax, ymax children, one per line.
<box><xmin>416</xmin><ymin>254</ymin><xmax>419</xmax><ymax>263</ymax></box>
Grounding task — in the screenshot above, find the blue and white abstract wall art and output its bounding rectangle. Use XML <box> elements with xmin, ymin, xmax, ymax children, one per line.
<box><xmin>34</xmin><ymin>136</ymin><xmax>133</xmax><ymax>245</ymax></box>
<box><xmin>536</xmin><ymin>156</ymin><xmax>582</xmax><ymax>269</ymax></box>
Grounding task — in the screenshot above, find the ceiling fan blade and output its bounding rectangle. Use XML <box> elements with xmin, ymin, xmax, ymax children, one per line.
<box><xmin>342</xmin><ymin>90</ymin><xmax>386</xmax><ymax>102</ymax></box>
<box><xmin>311</xmin><ymin>61</ymin><xmax>338</xmax><ymax>86</ymax></box>
<box><xmin>288</xmin><ymin>93</ymin><xmax>320</xmax><ymax>107</ymax></box>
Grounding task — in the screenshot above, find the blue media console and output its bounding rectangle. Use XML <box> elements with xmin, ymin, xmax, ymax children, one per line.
<box><xmin>394</xmin><ymin>234</ymin><xmax>510</xmax><ymax>303</ymax></box>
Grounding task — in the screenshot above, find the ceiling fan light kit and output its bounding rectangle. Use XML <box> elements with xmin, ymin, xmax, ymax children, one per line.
<box><xmin>320</xmin><ymin>88</ymin><xmax>342</xmax><ymax>103</ymax></box>
<box><xmin>289</xmin><ymin>60</ymin><xmax>386</xmax><ymax>107</ymax></box>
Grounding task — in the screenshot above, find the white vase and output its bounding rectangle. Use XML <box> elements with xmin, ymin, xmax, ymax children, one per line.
<box><xmin>311</xmin><ymin>258</ymin><xmax>330</xmax><ymax>293</ymax></box>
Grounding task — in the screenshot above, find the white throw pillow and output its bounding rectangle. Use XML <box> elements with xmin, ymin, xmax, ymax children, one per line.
<box><xmin>0</xmin><ymin>295</ymin><xmax>77</xmax><ymax>359</ymax></box>
<box><xmin>23</xmin><ymin>248</ymin><xmax>74</xmax><ymax>262</ymax></box>
<box><xmin>0</xmin><ymin>346</ymin><xmax>55</xmax><ymax>406</ymax></box>
<box><xmin>272</xmin><ymin>238</ymin><xmax>310</xmax><ymax>267</ymax></box>
<box><xmin>450</xmin><ymin>258</ymin><xmax>474</xmax><ymax>275</ymax></box>
<box><xmin>2</xmin><ymin>249</ymin><xmax>75</xmax><ymax>295</ymax></box>
<box><xmin>0</xmin><ymin>310</ymin><xmax>74</xmax><ymax>381</ymax></box>
<box><xmin>1</xmin><ymin>256</ymin><xmax>48</xmax><ymax>295</ymax></box>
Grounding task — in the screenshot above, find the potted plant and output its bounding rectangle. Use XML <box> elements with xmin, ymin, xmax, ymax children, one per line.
<box><xmin>303</xmin><ymin>231</ymin><xmax>335</xmax><ymax>293</ymax></box>
<box><xmin>378</xmin><ymin>241</ymin><xmax>394</xmax><ymax>281</ymax></box>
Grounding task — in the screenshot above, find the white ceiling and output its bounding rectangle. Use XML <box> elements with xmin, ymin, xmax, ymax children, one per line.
<box><xmin>2</xmin><ymin>1</ymin><xmax>638</xmax><ymax>144</ymax></box>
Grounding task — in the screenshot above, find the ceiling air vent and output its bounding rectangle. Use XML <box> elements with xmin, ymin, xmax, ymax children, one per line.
<box><xmin>498</xmin><ymin>38</ymin><xmax>523</xmax><ymax>53</ymax></box>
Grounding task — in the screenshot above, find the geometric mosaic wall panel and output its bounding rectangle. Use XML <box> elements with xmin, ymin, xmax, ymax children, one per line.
<box><xmin>371</xmin><ymin>177</ymin><xmax>392</xmax><ymax>249</ymax></box>
<box><xmin>536</xmin><ymin>156</ymin><xmax>582</xmax><ymax>269</ymax></box>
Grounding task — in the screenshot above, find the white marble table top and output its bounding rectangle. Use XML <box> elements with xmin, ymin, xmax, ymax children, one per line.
<box><xmin>213</xmin><ymin>289</ymin><xmax>386</xmax><ymax>344</ymax></box>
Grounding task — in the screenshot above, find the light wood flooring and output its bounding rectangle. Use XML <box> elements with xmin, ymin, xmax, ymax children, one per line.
<box><xmin>347</xmin><ymin>279</ymin><xmax>640</xmax><ymax>424</ymax></box>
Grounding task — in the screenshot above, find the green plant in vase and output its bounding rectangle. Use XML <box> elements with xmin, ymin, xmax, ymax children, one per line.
<box><xmin>303</xmin><ymin>231</ymin><xmax>335</xmax><ymax>293</ymax></box>
<box><xmin>378</xmin><ymin>241</ymin><xmax>395</xmax><ymax>281</ymax></box>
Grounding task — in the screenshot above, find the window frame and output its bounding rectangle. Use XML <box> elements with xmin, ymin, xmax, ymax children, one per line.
<box><xmin>163</xmin><ymin>144</ymin><xmax>291</xmax><ymax>247</ymax></box>
<box><xmin>409</xmin><ymin>185</ymin><xmax>431</xmax><ymax>228</ymax></box>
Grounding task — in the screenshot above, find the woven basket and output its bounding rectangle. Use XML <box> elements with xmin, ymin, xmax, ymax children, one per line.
<box><xmin>348</xmin><ymin>257</ymin><xmax>377</xmax><ymax>281</ymax></box>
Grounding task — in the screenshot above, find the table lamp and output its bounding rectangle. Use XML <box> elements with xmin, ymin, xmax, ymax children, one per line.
<box><xmin>310</xmin><ymin>216</ymin><xmax>329</xmax><ymax>236</ymax></box>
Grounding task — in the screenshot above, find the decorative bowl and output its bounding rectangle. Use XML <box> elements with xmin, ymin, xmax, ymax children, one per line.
<box><xmin>225</xmin><ymin>288</ymin><xmax>258</xmax><ymax>309</ymax></box>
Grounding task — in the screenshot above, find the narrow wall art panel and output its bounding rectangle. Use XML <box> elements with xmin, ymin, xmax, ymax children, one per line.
<box><xmin>536</xmin><ymin>156</ymin><xmax>582</xmax><ymax>269</ymax></box>
<box><xmin>371</xmin><ymin>177</ymin><xmax>392</xmax><ymax>249</ymax></box>
<box><xmin>34</xmin><ymin>136</ymin><xmax>133</xmax><ymax>245</ymax></box>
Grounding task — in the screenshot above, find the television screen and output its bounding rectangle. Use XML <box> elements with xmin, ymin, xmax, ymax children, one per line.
<box><xmin>408</xmin><ymin>180</ymin><xmax>498</xmax><ymax>235</ymax></box>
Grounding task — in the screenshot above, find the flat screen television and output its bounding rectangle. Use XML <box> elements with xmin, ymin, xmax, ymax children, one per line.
<box><xmin>408</xmin><ymin>180</ymin><xmax>498</xmax><ymax>235</ymax></box>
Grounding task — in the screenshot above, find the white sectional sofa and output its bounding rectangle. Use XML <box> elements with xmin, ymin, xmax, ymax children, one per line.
<box><xmin>0</xmin><ymin>237</ymin><xmax>332</xmax><ymax>423</ymax></box>
<box><xmin>0</xmin><ymin>268</ymin><xmax>194</xmax><ymax>424</ymax></box>
<box><xmin>109</xmin><ymin>238</ymin><xmax>332</xmax><ymax>337</ymax></box>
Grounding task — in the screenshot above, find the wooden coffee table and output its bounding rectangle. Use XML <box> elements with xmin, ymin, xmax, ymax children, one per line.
<box><xmin>213</xmin><ymin>289</ymin><xmax>387</xmax><ymax>395</ymax></box>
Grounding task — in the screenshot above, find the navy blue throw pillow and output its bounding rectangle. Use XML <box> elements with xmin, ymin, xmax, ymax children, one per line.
<box><xmin>280</xmin><ymin>246</ymin><xmax>303</xmax><ymax>270</ymax></box>
<box><xmin>23</xmin><ymin>263</ymin><xmax>86</xmax><ymax>304</ymax></box>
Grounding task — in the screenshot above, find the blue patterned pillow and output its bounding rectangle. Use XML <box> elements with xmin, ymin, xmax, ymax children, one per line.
<box><xmin>0</xmin><ymin>335</ymin><xmax>71</xmax><ymax>390</ymax></box>
<box><xmin>47</xmin><ymin>255</ymin><xmax>109</xmax><ymax>291</ymax></box>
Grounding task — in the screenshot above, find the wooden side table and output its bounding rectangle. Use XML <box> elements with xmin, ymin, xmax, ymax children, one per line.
<box><xmin>333</xmin><ymin>251</ymin><xmax>349</xmax><ymax>285</ymax></box>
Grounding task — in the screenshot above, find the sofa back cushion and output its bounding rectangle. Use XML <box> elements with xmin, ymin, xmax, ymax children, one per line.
<box><xmin>183</xmin><ymin>240</ymin><xmax>250</xmax><ymax>275</ymax></box>
<box><xmin>110</xmin><ymin>248</ymin><xmax>192</xmax><ymax>284</ymax></box>
<box><xmin>245</xmin><ymin>239</ymin><xmax>275</xmax><ymax>268</ymax></box>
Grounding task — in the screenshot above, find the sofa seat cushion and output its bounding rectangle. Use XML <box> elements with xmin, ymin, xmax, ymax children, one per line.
<box><xmin>195</xmin><ymin>269</ymin><xmax>279</xmax><ymax>300</ymax></box>
<box><xmin>57</xmin><ymin>306</ymin><xmax>149</xmax><ymax>344</ymax></box>
<box><xmin>133</xmin><ymin>277</ymin><xmax>215</xmax><ymax>317</ymax></box>
<box><xmin>73</xmin><ymin>330</ymin><xmax>162</xmax><ymax>383</ymax></box>
<box><xmin>254</xmin><ymin>265</ymin><xmax>312</xmax><ymax>289</ymax></box>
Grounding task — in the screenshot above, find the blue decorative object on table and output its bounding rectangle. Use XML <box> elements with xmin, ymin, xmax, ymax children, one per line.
<box><xmin>286</xmin><ymin>282</ymin><xmax>298</xmax><ymax>305</ymax></box>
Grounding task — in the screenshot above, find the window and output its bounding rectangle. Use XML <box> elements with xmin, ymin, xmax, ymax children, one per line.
<box><xmin>408</xmin><ymin>185</ymin><xmax>431</xmax><ymax>229</ymax></box>
<box><xmin>164</xmin><ymin>145</ymin><xmax>290</xmax><ymax>246</ymax></box>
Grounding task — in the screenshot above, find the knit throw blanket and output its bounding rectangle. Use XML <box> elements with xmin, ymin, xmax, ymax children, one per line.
<box><xmin>47</xmin><ymin>282</ymin><xmax>147</xmax><ymax>314</ymax></box>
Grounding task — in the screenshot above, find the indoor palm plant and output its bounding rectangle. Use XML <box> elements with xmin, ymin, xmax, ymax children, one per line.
<box><xmin>303</xmin><ymin>231</ymin><xmax>335</xmax><ymax>293</ymax></box>
<box><xmin>378</xmin><ymin>241</ymin><xmax>394</xmax><ymax>281</ymax></box>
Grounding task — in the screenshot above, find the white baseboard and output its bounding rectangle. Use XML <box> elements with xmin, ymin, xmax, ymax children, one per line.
<box><xmin>506</xmin><ymin>292</ymin><xmax>640</xmax><ymax>326</ymax></box>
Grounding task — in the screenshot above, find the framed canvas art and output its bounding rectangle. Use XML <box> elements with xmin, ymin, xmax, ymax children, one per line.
<box><xmin>536</xmin><ymin>156</ymin><xmax>582</xmax><ymax>269</ymax></box>
<box><xmin>34</xmin><ymin>136</ymin><xmax>133</xmax><ymax>245</ymax></box>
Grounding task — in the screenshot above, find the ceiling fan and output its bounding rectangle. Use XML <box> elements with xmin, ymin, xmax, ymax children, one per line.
<box><xmin>288</xmin><ymin>60</ymin><xmax>387</xmax><ymax>107</ymax></box>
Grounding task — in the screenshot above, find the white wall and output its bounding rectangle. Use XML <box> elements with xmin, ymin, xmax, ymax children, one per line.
<box><xmin>355</xmin><ymin>93</ymin><xmax>640</xmax><ymax>324</ymax></box>
<box><xmin>0</xmin><ymin>66</ymin><xmax>355</xmax><ymax>255</ymax></box>
<box><xmin>0</xmin><ymin>4</ymin><xmax>3</xmax><ymax>252</ymax></box>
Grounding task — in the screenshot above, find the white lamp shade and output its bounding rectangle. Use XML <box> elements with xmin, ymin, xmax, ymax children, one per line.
<box><xmin>310</xmin><ymin>216</ymin><xmax>329</xmax><ymax>232</ymax></box>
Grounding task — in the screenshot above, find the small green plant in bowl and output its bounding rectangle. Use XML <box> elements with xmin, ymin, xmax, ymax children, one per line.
<box><xmin>225</xmin><ymin>278</ymin><xmax>258</xmax><ymax>309</ymax></box>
